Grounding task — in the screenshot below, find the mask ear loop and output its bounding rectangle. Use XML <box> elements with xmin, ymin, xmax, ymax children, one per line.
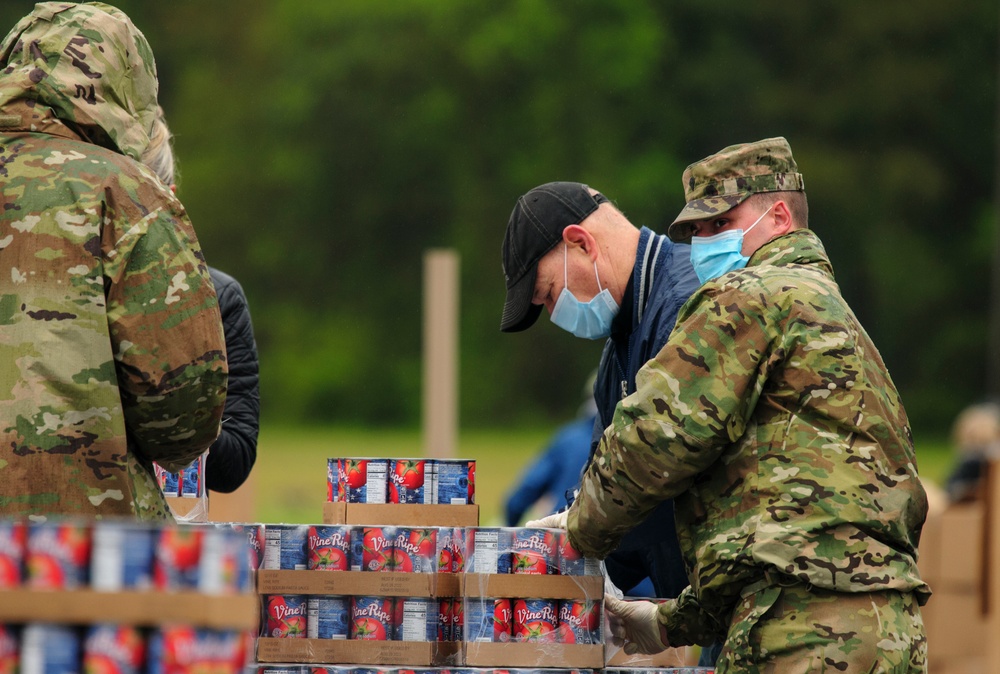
<box><xmin>743</xmin><ymin>202</ymin><xmax>775</xmax><ymax>236</ymax></box>
<box><xmin>563</xmin><ymin>243</ymin><xmax>569</xmax><ymax>288</ymax></box>
<box><xmin>593</xmin><ymin>260</ymin><xmax>606</xmax><ymax>293</ymax></box>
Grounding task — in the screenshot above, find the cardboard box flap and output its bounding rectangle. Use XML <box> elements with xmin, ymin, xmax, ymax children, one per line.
<box><xmin>257</xmin><ymin>569</ymin><xmax>462</xmax><ymax>597</ymax></box>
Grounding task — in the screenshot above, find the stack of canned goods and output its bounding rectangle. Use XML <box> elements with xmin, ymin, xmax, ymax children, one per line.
<box><xmin>153</xmin><ymin>451</ymin><xmax>207</xmax><ymax>498</ymax></box>
<box><xmin>0</xmin><ymin>623</ymin><xmax>251</xmax><ymax>673</ymax></box>
<box><xmin>326</xmin><ymin>458</ymin><xmax>476</xmax><ymax>505</ymax></box>
<box><xmin>464</xmin><ymin>527</ymin><xmax>601</xmax><ymax>646</ymax></box>
<box><xmin>0</xmin><ymin>519</ymin><xmax>253</xmax><ymax>595</ymax></box>
<box><xmin>261</xmin><ymin>524</ymin><xmax>467</xmax><ymax>642</ymax></box>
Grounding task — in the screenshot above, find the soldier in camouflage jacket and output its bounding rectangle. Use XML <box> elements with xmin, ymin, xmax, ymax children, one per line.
<box><xmin>567</xmin><ymin>138</ymin><xmax>930</xmax><ymax>672</ymax></box>
<box><xmin>0</xmin><ymin>3</ymin><xmax>227</xmax><ymax>520</ymax></box>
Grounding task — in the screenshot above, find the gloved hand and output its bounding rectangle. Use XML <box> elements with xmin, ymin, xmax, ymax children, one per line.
<box><xmin>524</xmin><ymin>509</ymin><xmax>568</xmax><ymax>530</ymax></box>
<box><xmin>605</xmin><ymin>594</ymin><xmax>669</xmax><ymax>655</ymax></box>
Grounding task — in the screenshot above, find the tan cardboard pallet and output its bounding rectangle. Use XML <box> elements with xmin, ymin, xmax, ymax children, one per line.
<box><xmin>0</xmin><ymin>589</ymin><xmax>258</xmax><ymax>630</ymax></box>
<box><xmin>322</xmin><ymin>502</ymin><xmax>479</xmax><ymax>527</ymax></box>
<box><xmin>257</xmin><ymin>570</ymin><xmax>462</xmax><ymax>598</ymax></box>
<box><xmin>256</xmin><ymin>638</ymin><xmax>460</xmax><ymax>665</ymax></box>
<box><xmin>463</xmin><ymin>641</ymin><xmax>604</xmax><ymax>669</ymax></box>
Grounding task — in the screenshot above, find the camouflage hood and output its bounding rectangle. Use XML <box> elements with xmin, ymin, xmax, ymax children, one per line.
<box><xmin>0</xmin><ymin>2</ymin><xmax>158</xmax><ymax>160</ymax></box>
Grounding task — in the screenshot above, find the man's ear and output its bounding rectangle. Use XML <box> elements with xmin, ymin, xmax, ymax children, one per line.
<box><xmin>562</xmin><ymin>224</ymin><xmax>598</xmax><ymax>261</ymax></box>
<box><xmin>772</xmin><ymin>200</ymin><xmax>793</xmax><ymax>235</ymax></box>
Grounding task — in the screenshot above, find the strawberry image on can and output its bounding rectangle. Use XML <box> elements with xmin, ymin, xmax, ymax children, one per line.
<box><xmin>464</xmin><ymin>598</ymin><xmax>512</xmax><ymax>643</ymax></box>
<box><xmin>26</xmin><ymin>521</ymin><xmax>91</xmax><ymax>589</ymax></box>
<box><xmin>557</xmin><ymin>599</ymin><xmax>602</xmax><ymax>644</ymax></box>
<box><xmin>82</xmin><ymin>623</ymin><xmax>146</xmax><ymax>674</ymax></box>
<box><xmin>513</xmin><ymin>598</ymin><xmax>557</xmax><ymax>643</ymax></box>
<box><xmin>390</xmin><ymin>528</ymin><xmax>436</xmax><ymax>573</ymax></box>
<box><xmin>266</xmin><ymin>595</ymin><xmax>308</xmax><ymax>638</ymax></box>
<box><xmin>389</xmin><ymin>458</ymin><xmax>426</xmax><ymax>504</ymax></box>
<box><xmin>350</xmin><ymin>596</ymin><xmax>393</xmax><ymax>640</ymax></box>
<box><xmin>0</xmin><ymin>520</ymin><xmax>26</xmax><ymax>589</ymax></box>
<box><xmin>307</xmin><ymin>526</ymin><xmax>351</xmax><ymax>571</ymax></box>
<box><xmin>350</xmin><ymin>526</ymin><xmax>395</xmax><ymax>572</ymax></box>
<box><xmin>511</xmin><ymin>528</ymin><xmax>557</xmax><ymax>575</ymax></box>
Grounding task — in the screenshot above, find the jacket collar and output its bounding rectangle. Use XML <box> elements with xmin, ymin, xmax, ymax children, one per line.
<box><xmin>748</xmin><ymin>229</ymin><xmax>835</xmax><ymax>278</ymax></box>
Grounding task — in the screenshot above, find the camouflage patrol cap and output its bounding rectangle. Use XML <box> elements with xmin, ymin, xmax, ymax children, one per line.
<box><xmin>667</xmin><ymin>137</ymin><xmax>805</xmax><ymax>243</ymax></box>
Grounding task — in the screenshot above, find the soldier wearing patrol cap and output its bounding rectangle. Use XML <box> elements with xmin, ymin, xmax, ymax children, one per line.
<box><xmin>547</xmin><ymin>138</ymin><xmax>930</xmax><ymax>672</ymax></box>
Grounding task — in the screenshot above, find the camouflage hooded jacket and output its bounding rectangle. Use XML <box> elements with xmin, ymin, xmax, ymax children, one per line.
<box><xmin>568</xmin><ymin>228</ymin><xmax>930</xmax><ymax>646</ymax></box>
<box><xmin>0</xmin><ymin>3</ymin><xmax>227</xmax><ymax>520</ymax></box>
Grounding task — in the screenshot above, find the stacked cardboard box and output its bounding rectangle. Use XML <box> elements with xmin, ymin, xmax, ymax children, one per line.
<box><xmin>919</xmin><ymin>460</ymin><xmax>1000</xmax><ymax>673</ymax></box>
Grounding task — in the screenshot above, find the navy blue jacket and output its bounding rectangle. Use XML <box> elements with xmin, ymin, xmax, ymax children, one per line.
<box><xmin>205</xmin><ymin>268</ymin><xmax>260</xmax><ymax>493</ymax></box>
<box><xmin>589</xmin><ymin>227</ymin><xmax>699</xmax><ymax>598</ymax></box>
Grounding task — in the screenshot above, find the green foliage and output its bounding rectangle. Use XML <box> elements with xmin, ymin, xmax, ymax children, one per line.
<box><xmin>0</xmin><ymin>0</ymin><xmax>996</xmax><ymax>432</ymax></box>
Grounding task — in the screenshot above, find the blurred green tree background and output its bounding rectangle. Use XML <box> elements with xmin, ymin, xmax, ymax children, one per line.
<box><xmin>2</xmin><ymin>1</ymin><xmax>997</xmax><ymax>437</ymax></box>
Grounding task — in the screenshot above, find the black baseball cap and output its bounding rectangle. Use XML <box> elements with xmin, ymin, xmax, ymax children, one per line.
<box><xmin>500</xmin><ymin>182</ymin><xmax>608</xmax><ymax>332</ymax></box>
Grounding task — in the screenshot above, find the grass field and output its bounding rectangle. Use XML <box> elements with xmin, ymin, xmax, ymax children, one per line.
<box><xmin>224</xmin><ymin>425</ymin><xmax>955</xmax><ymax>526</ymax></box>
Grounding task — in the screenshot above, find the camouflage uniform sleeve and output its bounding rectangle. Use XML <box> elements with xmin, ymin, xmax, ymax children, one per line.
<box><xmin>103</xmin><ymin>186</ymin><xmax>227</xmax><ymax>472</ymax></box>
<box><xmin>657</xmin><ymin>586</ymin><xmax>728</xmax><ymax>647</ymax></box>
<box><xmin>567</xmin><ymin>283</ymin><xmax>773</xmax><ymax>558</ymax></box>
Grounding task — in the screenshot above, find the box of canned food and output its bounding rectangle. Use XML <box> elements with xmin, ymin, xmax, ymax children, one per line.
<box><xmin>461</xmin><ymin>526</ymin><xmax>605</xmax><ymax>669</ymax></box>
<box><xmin>254</xmin><ymin>636</ymin><xmax>460</xmax><ymax>666</ymax></box>
<box><xmin>324</xmin><ymin>458</ymin><xmax>478</xmax><ymax>527</ymax></box>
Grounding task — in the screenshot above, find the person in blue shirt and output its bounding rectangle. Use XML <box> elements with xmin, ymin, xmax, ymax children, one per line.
<box><xmin>499</xmin><ymin>182</ymin><xmax>700</xmax><ymax>601</ymax></box>
<box><xmin>504</xmin><ymin>374</ymin><xmax>597</xmax><ymax>526</ymax></box>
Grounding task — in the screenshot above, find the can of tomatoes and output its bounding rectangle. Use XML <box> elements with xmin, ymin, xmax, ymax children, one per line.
<box><xmin>350</xmin><ymin>596</ymin><xmax>393</xmax><ymax>640</ymax></box>
<box><xmin>339</xmin><ymin>458</ymin><xmax>388</xmax><ymax>504</ymax></box>
<box><xmin>391</xmin><ymin>527</ymin><xmax>437</xmax><ymax>573</ymax></box>
<box><xmin>512</xmin><ymin>598</ymin><xmax>558</xmax><ymax>643</ymax></box>
<box><xmin>464</xmin><ymin>597</ymin><xmax>512</xmax><ymax>643</ymax></box>
<box><xmin>265</xmin><ymin>595</ymin><xmax>308</xmax><ymax>638</ymax></box>
<box><xmin>307</xmin><ymin>596</ymin><xmax>349</xmax><ymax>639</ymax></box>
<box><xmin>510</xmin><ymin>528</ymin><xmax>557</xmax><ymax>575</ymax></box>
<box><xmin>388</xmin><ymin>458</ymin><xmax>427</xmax><ymax>504</ymax></box>
<box><xmin>307</xmin><ymin>525</ymin><xmax>351</xmax><ymax>571</ymax></box>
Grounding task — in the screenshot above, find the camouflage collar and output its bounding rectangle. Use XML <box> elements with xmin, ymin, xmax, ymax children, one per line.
<box><xmin>748</xmin><ymin>229</ymin><xmax>834</xmax><ymax>277</ymax></box>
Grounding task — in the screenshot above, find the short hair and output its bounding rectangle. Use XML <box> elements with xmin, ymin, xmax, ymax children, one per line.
<box><xmin>748</xmin><ymin>191</ymin><xmax>809</xmax><ymax>228</ymax></box>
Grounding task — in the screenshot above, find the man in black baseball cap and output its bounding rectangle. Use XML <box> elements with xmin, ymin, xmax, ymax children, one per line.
<box><xmin>501</xmin><ymin>182</ymin><xmax>609</xmax><ymax>333</ymax></box>
<box><xmin>499</xmin><ymin>180</ymin><xmax>701</xmax><ymax>613</ymax></box>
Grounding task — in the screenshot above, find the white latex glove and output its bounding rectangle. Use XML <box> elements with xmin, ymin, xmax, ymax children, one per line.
<box><xmin>604</xmin><ymin>594</ymin><xmax>669</xmax><ymax>655</ymax></box>
<box><xmin>524</xmin><ymin>509</ymin><xmax>568</xmax><ymax>530</ymax></box>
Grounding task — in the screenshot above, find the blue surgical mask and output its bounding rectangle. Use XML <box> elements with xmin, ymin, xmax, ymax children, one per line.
<box><xmin>690</xmin><ymin>203</ymin><xmax>774</xmax><ymax>284</ymax></box>
<box><xmin>550</xmin><ymin>245</ymin><xmax>619</xmax><ymax>340</ymax></box>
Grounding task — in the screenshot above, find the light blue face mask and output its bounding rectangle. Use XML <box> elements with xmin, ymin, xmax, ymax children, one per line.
<box><xmin>690</xmin><ymin>203</ymin><xmax>774</xmax><ymax>284</ymax></box>
<box><xmin>550</xmin><ymin>245</ymin><xmax>619</xmax><ymax>340</ymax></box>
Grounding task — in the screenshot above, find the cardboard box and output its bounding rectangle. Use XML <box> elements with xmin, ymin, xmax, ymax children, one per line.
<box><xmin>323</xmin><ymin>502</ymin><xmax>479</xmax><ymax>527</ymax></box>
<box><xmin>256</xmin><ymin>637</ymin><xmax>460</xmax><ymax>665</ymax></box>
<box><xmin>917</xmin><ymin>506</ymin><xmax>942</xmax><ymax>586</ymax></box>
<box><xmin>923</xmin><ymin>590</ymin><xmax>987</xmax><ymax>661</ymax></box>
<box><xmin>936</xmin><ymin>502</ymin><xmax>985</xmax><ymax>591</ymax></box>
<box><xmin>463</xmin><ymin>641</ymin><xmax>604</xmax><ymax>668</ymax></box>
<box><xmin>463</xmin><ymin>573</ymin><xmax>602</xmax><ymax>600</ymax></box>
<box><xmin>461</xmin><ymin>573</ymin><xmax>605</xmax><ymax>668</ymax></box>
<box><xmin>0</xmin><ymin>589</ymin><xmax>258</xmax><ymax>630</ymax></box>
<box><xmin>257</xmin><ymin>569</ymin><xmax>462</xmax><ymax>598</ymax></box>
<box><xmin>605</xmin><ymin>645</ymin><xmax>700</xmax><ymax>667</ymax></box>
